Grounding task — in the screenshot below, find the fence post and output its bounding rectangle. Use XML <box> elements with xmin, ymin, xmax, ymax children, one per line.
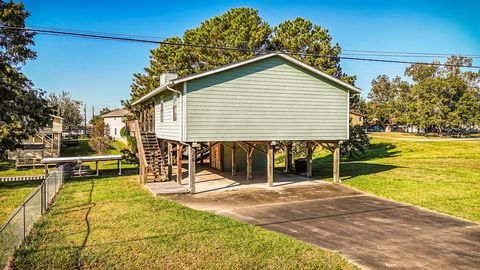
<box><xmin>23</xmin><ymin>204</ymin><xmax>26</xmax><ymax>241</ymax></box>
<box><xmin>41</xmin><ymin>183</ymin><xmax>44</xmax><ymax>214</ymax></box>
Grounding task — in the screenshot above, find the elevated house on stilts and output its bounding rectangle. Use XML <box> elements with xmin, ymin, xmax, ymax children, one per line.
<box><xmin>131</xmin><ymin>52</ymin><xmax>361</xmax><ymax>194</ymax></box>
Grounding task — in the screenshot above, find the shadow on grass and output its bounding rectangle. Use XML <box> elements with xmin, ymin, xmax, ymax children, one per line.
<box><xmin>313</xmin><ymin>142</ymin><xmax>401</xmax><ymax>165</ymax></box>
<box><xmin>312</xmin><ymin>143</ymin><xmax>400</xmax><ymax>181</ymax></box>
<box><xmin>74</xmin><ymin>179</ymin><xmax>95</xmax><ymax>270</ymax></box>
<box><xmin>61</xmin><ymin>140</ymin><xmax>96</xmax><ymax>157</ymax></box>
<box><xmin>314</xmin><ymin>162</ymin><xmax>399</xmax><ymax>181</ymax></box>
<box><xmin>352</xmin><ymin>142</ymin><xmax>401</xmax><ymax>161</ymax></box>
<box><xmin>0</xmin><ymin>180</ymin><xmax>41</xmax><ymax>190</ymax></box>
<box><xmin>0</xmin><ymin>161</ymin><xmax>14</xmax><ymax>171</ymax></box>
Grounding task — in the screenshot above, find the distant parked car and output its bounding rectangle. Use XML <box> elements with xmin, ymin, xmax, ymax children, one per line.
<box><xmin>367</xmin><ymin>126</ymin><xmax>385</xmax><ymax>132</ymax></box>
<box><xmin>392</xmin><ymin>126</ymin><xmax>406</xmax><ymax>132</ymax></box>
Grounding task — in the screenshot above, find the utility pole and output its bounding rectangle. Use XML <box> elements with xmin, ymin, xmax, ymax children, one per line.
<box><xmin>92</xmin><ymin>106</ymin><xmax>95</xmax><ymax>120</ymax></box>
<box><xmin>84</xmin><ymin>104</ymin><xmax>87</xmax><ymax>137</ymax></box>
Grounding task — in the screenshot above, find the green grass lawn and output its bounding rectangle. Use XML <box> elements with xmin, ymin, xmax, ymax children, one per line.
<box><xmin>309</xmin><ymin>132</ymin><xmax>480</xmax><ymax>222</ymax></box>
<box><xmin>61</xmin><ymin>139</ymin><xmax>137</xmax><ymax>171</ymax></box>
<box><xmin>0</xmin><ymin>140</ymin><xmax>137</xmax><ymax>178</ymax></box>
<box><xmin>0</xmin><ymin>161</ymin><xmax>45</xmax><ymax>177</ymax></box>
<box><xmin>0</xmin><ymin>180</ymin><xmax>41</xmax><ymax>223</ymax></box>
<box><xmin>0</xmin><ymin>140</ymin><xmax>137</xmax><ymax>222</ymax></box>
<box><xmin>12</xmin><ymin>176</ymin><xmax>356</xmax><ymax>270</ymax></box>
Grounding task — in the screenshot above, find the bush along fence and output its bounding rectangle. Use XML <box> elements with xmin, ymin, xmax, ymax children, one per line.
<box><xmin>0</xmin><ymin>164</ymin><xmax>70</xmax><ymax>268</ymax></box>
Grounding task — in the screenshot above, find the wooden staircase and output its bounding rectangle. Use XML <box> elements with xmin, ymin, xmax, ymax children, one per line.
<box><xmin>130</xmin><ymin>120</ymin><xmax>168</xmax><ymax>183</ymax></box>
<box><xmin>140</xmin><ymin>132</ymin><xmax>167</xmax><ymax>182</ymax></box>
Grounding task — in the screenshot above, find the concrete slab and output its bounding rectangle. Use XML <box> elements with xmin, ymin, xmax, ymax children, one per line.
<box><xmin>178</xmin><ymin>166</ymin><xmax>325</xmax><ymax>194</ymax></box>
<box><xmin>145</xmin><ymin>181</ymin><xmax>189</xmax><ymax>195</ymax></box>
<box><xmin>171</xmin><ymin>182</ymin><xmax>480</xmax><ymax>270</ymax></box>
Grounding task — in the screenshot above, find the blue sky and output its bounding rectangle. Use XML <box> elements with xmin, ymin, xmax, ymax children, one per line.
<box><xmin>21</xmin><ymin>0</ymin><xmax>480</xmax><ymax>118</ymax></box>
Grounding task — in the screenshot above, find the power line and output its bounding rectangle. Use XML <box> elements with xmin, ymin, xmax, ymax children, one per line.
<box><xmin>2</xmin><ymin>25</ymin><xmax>480</xmax><ymax>69</ymax></box>
<box><xmin>28</xmin><ymin>25</ymin><xmax>169</xmax><ymax>40</ymax></box>
<box><xmin>23</xmin><ymin>26</ymin><xmax>480</xmax><ymax>59</ymax></box>
<box><xmin>343</xmin><ymin>49</ymin><xmax>480</xmax><ymax>58</ymax></box>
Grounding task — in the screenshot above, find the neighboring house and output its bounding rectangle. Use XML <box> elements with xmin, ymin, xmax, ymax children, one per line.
<box><xmin>101</xmin><ymin>109</ymin><xmax>132</xmax><ymax>140</ymax></box>
<box><xmin>349</xmin><ymin>111</ymin><xmax>365</xmax><ymax>126</ymax></box>
<box><xmin>132</xmin><ymin>52</ymin><xmax>361</xmax><ymax>192</ymax></box>
<box><xmin>8</xmin><ymin>115</ymin><xmax>63</xmax><ymax>169</ymax></box>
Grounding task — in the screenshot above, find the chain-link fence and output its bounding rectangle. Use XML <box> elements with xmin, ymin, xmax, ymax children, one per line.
<box><xmin>0</xmin><ymin>164</ymin><xmax>69</xmax><ymax>268</ymax></box>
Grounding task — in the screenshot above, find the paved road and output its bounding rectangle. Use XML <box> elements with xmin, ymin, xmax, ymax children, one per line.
<box><xmin>173</xmin><ymin>183</ymin><xmax>480</xmax><ymax>270</ymax></box>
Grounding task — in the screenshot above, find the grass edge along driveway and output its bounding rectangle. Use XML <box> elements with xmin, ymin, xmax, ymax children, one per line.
<box><xmin>308</xmin><ymin>133</ymin><xmax>480</xmax><ymax>223</ymax></box>
<box><xmin>12</xmin><ymin>176</ymin><xmax>357</xmax><ymax>270</ymax></box>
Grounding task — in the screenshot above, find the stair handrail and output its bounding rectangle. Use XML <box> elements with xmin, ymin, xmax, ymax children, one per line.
<box><xmin>131</xmin><ymin>120</ymin><xmax>150</xmax><ymax>183</ymax></box>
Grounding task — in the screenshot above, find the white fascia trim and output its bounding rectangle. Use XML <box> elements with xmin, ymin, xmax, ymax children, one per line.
<box><xmin>131</xmin><ymin>82</ymin><xmax>172</xmax><ymax>106</ymax></box>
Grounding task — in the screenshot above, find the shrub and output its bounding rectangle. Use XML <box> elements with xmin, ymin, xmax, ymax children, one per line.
<box><xmin>342</xmin><ymin>125</ymin><xmax>371</xmax><ymax>159</ymax></box>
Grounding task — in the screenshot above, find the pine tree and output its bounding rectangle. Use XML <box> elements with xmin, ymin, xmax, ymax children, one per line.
<box><xmin>0</xmin><ymin>0</ymin><xmax>53</xmax><ymax>155</ymax></box>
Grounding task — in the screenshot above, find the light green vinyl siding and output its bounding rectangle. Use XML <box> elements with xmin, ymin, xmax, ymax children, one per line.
<box><xmin>185</xmin><ymin>56</ymin><xmax>349</xmax><ymax>142</ymax></box>
<box><xmin>154</xmin><ymin>86</ymin><xmax>182</xmax><ymax>141</ymax></box>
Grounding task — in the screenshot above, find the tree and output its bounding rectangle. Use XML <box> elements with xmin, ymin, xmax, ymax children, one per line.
<box><xmin>183</xmin><ymin>7</ymin><xmax>271</xmax><ymax>73</ymax></box>
<box><xmin>125</xmin><ymin>8</ymin><xmax>356</xmax><ymax>106</ymax></box>
<box><xmin>369</xmin><ymin>55</ymin><xmax>480</xmax><ymax>134</ymax></box>
<box><xmin>49</xmin><ymin>91</ymin><xmax>83</xmax><ymax>133</ymax></box>
<box><xmin>0</xmin><ymin>0</ymin><xmax>53</xmax><ymax>155</ymax></box>
<box><xmin>269</xmin><ymin>17</ymin><xmax>355</xmax><ymax>84</ymax></box>
<box><xmin>404</xmin><ymin>56</ymin><xmax>480</xmax><ymax>133</ymax></box>
<box><xmin>125</xmin><ymin>8</ymin><xmax>271</xmax><ymax>106</ymax></box>
<box><xmin>90</xmin><ymin>107</ymin><xmax>111</xmax><ymax>124</ymax></box>
<box><xmin>367</xmin><ymin>75</ymin><xmax>409</xmax><ymax>130</ymax></box>
<box><xmin>88</xmin><ymin>119</ymin><xmax>111</xmax><ymax>154</ymax></box>
<box><xmin>350</xmin><ymin>94</ymin><xmax>367</xmax><ymax>115</ymax></box>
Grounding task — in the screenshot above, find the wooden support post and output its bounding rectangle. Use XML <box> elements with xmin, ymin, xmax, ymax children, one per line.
<box><xmin>188</xmin><ymin>145</ymin><xmax>196</xmax><ymax>193</ymax></box>
<box><xmin>246</xmin><ymin>145</ymin><xmax>253</xmax><ymax>180</ymax></box>
<box><xmin>176</xmin><ymin>144</ymin><xmax>183</xmax><ymax>184</ymax></box>
<box><xmin>285</xmin><ymin>142</ymin><xmax>292</xmax><ymax>173</ymax></box>
<box><xmin>219</xmin><ymin>143</ymin><xmax>224</xmax><ymax>171</ymax></box>
<box><xmin>95</xmin><ymin>161</ymin><xmax>99</xmax><ymax>176</ymax></box>
<box><xmin>333</xmin><ymin>142</ymin><xmax>341</xmax><ymax>183</ymax></box>
<box><xmin>167</xmin><ymin>143</ymin><xmax>173</xmax><ymax>180</ymax></box>
<box><xmin>267</xmin><ymin>143</ymin><xmax>274</xmax><ymax>187</ymax></box>
<box><xmin>306</xmin><ymin>141</ymin><xmax>313</xmax><ymax>178</ymax></box>
<box><xmin>208</xmin><ymin>143</ymin><xmax>212</xmax><ymax>168</ymax></box>
<box><xmin>44</xmin><ymin>164</ymin><xmax>49</xmax><ymax>178</ymax></box>
<box><xmin>159</xmin><ymin>140</ymin><xmax>165</xmax><ymax>160</ymax></box>
<box><xmin>118</xmin><ymin>159</ymin><xmax>122</xmax><ymax>175</ymax></box>
<box><xmin>200</xmin><ymin>144</ymin><xmax>204</xmax><ymax>165</ymax></box>
<box><xmin>231</xmin><ymin>142</ymin><xmax>237</xmax><ymax>176</ymax></box>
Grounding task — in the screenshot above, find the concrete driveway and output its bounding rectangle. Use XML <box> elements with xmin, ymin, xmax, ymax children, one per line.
<box><xmin>172</xmin><ymin>183</ymin><xmax>480</xmax><ymax>270</ymax></box>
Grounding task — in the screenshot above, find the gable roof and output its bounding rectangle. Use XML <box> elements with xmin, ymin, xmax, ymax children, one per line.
<box><xmin>101</xmin><ymin>109</ymin><xmax>132</xmax><ymax>118</ymax></box>
<box><xmin>132</xmin><ymin>52</ymin><xmax>361</xmax><ymax>106</ymax></box>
